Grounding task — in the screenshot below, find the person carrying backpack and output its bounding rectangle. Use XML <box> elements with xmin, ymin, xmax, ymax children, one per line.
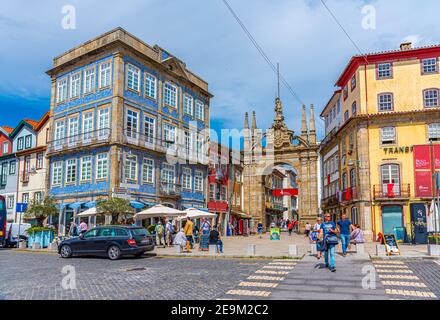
<box><xmin>288</xmin><ymin>221</ymin><xmax>294</xmax><ymax>236</ymax></box>
<box><xmin>155</xmin><ymin>221</ymin><xmax>165</xmax><ymax>247</ymax></box>
<box><xmin>319</xmin><ymin>213</ymin><xmax>339</xmax><ymax>272</ymax></box>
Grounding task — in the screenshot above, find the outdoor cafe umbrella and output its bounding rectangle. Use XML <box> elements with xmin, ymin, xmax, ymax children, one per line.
<box><xmin>134</xmin><ymin>204</ymin><xmax>185</xmax><ymax>220</ymax></box>
<box><xmin>177</xmin><ymin>208</ymin><xmax>217</xmax><ymax>220</ymax></box>
<box><xmin>428</xmin><ymin>200</ymin><xmax>440</xmax><ymax>232</ymax></box>
<box><xmin>77</xmin><ymin>207</ymin><xmax>97</xmax><ymax>217</ymax></box>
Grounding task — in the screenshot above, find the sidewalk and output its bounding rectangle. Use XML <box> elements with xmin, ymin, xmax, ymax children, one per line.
<box><xmin>153</xmin><ymin>232</ymin><xmax>310</xmax><ymax>259</ymax></box>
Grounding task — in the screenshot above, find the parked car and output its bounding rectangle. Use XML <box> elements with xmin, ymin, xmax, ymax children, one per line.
<box><xmin>4</xmin><ymin>223</ymin><xmax>31</xmax><ymax>248</ymax></box>
<box><xmin>58</xmin><ymin>226</ymin><xmax>155</xmax><ymax>260</ymax></box>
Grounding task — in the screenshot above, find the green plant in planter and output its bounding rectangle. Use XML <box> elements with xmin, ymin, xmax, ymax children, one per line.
<box><xmin>27</xmin><ymin>226</ymin><xmax>56</xmax><ymax>236</ymax></box>
<box><xmin>428</xmin><ymin>235</ymin><xmax>440</xmax><ymax>245</ymax></box>
<box><xmin>146</xmin><ymin>225</ymin><xmax>156</xmax><ymax>234</ymax></box>
<box><xmin>24</xmin><ymin>197</ymin><xmax>58</xmax><ymax>227</ymax></box>
<box><xmin>97</xmin><ymin>198</ymin><xmax>132</xmax><ymax>224</ymax></box>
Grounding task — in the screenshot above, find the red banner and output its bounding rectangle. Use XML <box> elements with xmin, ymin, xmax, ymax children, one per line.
<box><xmin>272</xmin><ymin>189</ymin><xmax>298</xmax><ymax>197</ymax></box>
<box><xmin>414</xmin><ymin>145</ymin><xmax>431</xmax><ymax>170</ymax></box>
<box><xmin>414</xmin><ymin>171</ymin><xmax>433</xmax><ymax>198</ymax></box>
<box><xmin>434</xmin><ymin>144</ymin><xmax>440</xmax><ymax>170</ymax></box>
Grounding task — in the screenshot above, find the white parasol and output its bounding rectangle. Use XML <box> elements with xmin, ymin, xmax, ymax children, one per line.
<box><xmin>177</xmin><ymin>208</ymin><xmax>217</xmax><ymax>220</ymax></box>
<box><xmin>134</xmin><ymin>204</ymin><xmax>185</xmax><ymax>220</ymax></box>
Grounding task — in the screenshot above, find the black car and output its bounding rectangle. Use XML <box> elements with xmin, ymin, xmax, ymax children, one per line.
<box><xmin>58</xmin><ymin>226</ymin><xmax>155</xmax><ymax>260</ymax></box>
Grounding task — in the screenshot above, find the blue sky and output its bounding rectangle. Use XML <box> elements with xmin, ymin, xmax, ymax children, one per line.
<box><xmin>1</xmin><ymin>0</ymin><xmax>440</xmax><ymax>141</ymax></box>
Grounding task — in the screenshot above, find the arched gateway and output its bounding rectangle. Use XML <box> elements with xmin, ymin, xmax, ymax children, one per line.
<box><xmin>242</xmin><ymin>98</ymin><xmax>320</xmax><ymax>232</ymax></box>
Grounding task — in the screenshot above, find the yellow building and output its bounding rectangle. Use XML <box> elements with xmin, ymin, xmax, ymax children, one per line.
<box><xmin>320</xmin><ymin>42</ymin><xmax>440</xmax><ymax>243</ymax></box>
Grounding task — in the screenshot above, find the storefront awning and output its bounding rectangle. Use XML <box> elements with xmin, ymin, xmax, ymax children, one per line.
<box><xmin>232</xmin><ymin>211</ymin><xmax>252</xmax><ymax>219</ymax></box>
<box><xmin>68</xmin><ymin>202</ymin><xmax>85</xmax><ymax>210</ymax></box>
<box><xmin>84</xmin><ymin>201</ymin><xmax>97</xmax><ymax>208</ymax></box>
<box><xmin>130</xmin><ymin>201</ymin><xmax>146</xmax><ymax>209</ymax></box>
<box><xmin>55</xmin><ymin>203</ymin><xmax>67</xmax><ymax>210</ymax></box>
<box><xmin>183</xmin><ymin>206</ymin><xmax>209</xmax><ymax>212</ymax></box>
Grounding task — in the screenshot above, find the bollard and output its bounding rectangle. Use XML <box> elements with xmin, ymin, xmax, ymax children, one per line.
<box><xmin>310</xmin><ymin>243</ymin><xmax>317</xmax><ymax>255</ymax></box>
<box><xmin>247</xmin><ymin>244</ymin><xmax>256</xmax><ymax>256</ymax></box>
<box><xmin>288</xmin><ymin>244</ymin><xmax>298</xmax><ymax>257</ymax></box>
<box><xmin>18</xmin><ymin>241</ymin><xmax>27</xmax><ymax>249</ymax></box>
<box><xmin>428</xmin><ymin>244</ymin><xmax>440</xmax><ymax>256</ymax></box>
<box><xmin>376</xmin><ymin>244</ymin><xmax>386</xmax><ymax>256</ymax></box>
<box><xmin>355</xmin><ymin>243</ymin><xmax>366</xmax><ymax>255</ymax></box>
<box><xmin>49</xmin><ymin>242</ymin><xmax>58</xmax><ymax>251</ymax></box>
<box><xmin>32</xmin><ymin>242</ymin><xmax>41</xmax><ymax>250</ymax></box>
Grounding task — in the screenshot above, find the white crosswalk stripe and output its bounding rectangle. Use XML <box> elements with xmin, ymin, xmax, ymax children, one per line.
<box><xmin>239</xmin><ymin>281</ymin><xmax>279</xmax><ymax>288</ymax></box>
<box><xmin>379</xmin><ymin>275</ymin><xmax>420</xmax><ymax>280</ymax></box>
<box><xmin>373</xmin><ymin>265</ymin><xmax>409</xmax><ymax>269</ymax></box>
<box><xmin>225</xmin><ymin>290</ymin><xmax>271</xmax><ymax>297</ymax></box>
<box><xmin>372</xmin><ymin>260</ymin><xmax>404</xmax><ymax>265</ymax></box>
<box><xmin>385</xmin><ymin>289</ymin><xmax>436</xmax><ymax>298</ymax></box>
<box><xmin>247</xmin><ymin>275</ymin><xmax>285</xmax><ymax>281</ymax></box>
<box><xmin>382</xmin><ymin>281</ymin><xmax>427</xmax><ymax>288</ymax></box>
<box><xmin>255</xmin><ymin>270</ymin><xmax>290</xmax><ymax>275</ymax></box>
<box><xmin>263</xmin><ymin>265</ymin><xmax>295</xmax><ymax>270</ymax></box>
<box><xmin>376</xmin><ymin>269</ymin><xmax>413</xmax><ymax>274</ymax></box>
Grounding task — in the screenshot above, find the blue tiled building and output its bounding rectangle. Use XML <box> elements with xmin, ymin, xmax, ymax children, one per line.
<box><xmin>46</xmin><ymin>28</ymin><xmax>212</xmax><ymax>234</ymax></box>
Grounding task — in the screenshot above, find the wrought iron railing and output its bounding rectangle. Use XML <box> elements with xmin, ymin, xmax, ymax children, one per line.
<box><xmin>47</xmin><ymin>128</ymin><xmax>111</xmax><ymax>154</ymax></box>
<box><xmin>20</xmin><ymin>171</ymin><xmax>30</xmax><ymax>183</ymax></box>
<box><xmin>373</xmin><ymin>184</ymin><xmax>411</xmax><ymax>199</ymax></box>
<box><xmin>159</xmin><ymin>182</ymin><xmax>182</xmax><ymax>197</ymax></box>
<box><xmin>341</xmin><ymin>186</ymin><xmax>358</xmax><ymax>202</ymax></box>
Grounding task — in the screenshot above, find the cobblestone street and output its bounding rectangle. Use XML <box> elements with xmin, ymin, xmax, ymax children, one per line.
<box><xmin>0</xmin><ymin>249</ymin><xmax>269</xmax><ymax>300</ymax></box>
<box><xmin>2</xmin><ymin>248</ymin><xmax>440</xmax><ymax>300</ymax></box>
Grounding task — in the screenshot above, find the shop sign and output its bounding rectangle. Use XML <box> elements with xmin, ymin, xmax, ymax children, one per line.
<box><xmin>383</xmin><ymin>146</ymin><xmax>413</xmax><ymax>155</ymax></box>
<box><xmin>272</xmin><ymin>189</ymin><xmax>298</xmax><ymax>197</ymax></box>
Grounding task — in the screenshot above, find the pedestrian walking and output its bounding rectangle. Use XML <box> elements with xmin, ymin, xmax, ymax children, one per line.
<box><xmin>311</xmin><ymin>217</ymin><xmax>323</xmax><ymax>259</ymax></box>
<box><xmin>79</xmin><ymin>220</ymin><xmax>88</xmax><ymax>235</ymax></box>
<box><xmin>173</xmin><ymin>229</ymin><xmax>187</xmax><ymax>253</ymax></box>
<box><xmin>199</xmin><ymin>218</ymin><xmax>211</xmax><ymax>251</ymax></box>
<box><xmin>165</xmin><ymin>219</ymin><xmax>174</xmax><ymax>247</ymax></box>
<box><xmin>305</xmin><ymin>222</ymin><xmax>312</xmax><ymax>237</ymax></box>
<box><xmin>350</xmin><ymin>224</ymin><xmax>365</xmax><ymax>246</ymax></box>
<box><xmin>319</xmin><ymin>214</ymin><xmax>339</xmax><ymax>272</ymax></box>
<box><xmin>68</xmin><ymin>222</ymin><xmax>78</xmax><ymax>237</ymax></box>
<box><xmin>155</xmin><ymin>221</ymin><xmax>165</xmax><ymax>246</ymax></box>
<box><xmin>337</xmin><ymin>213</ymin><xmax>353</xmax><ymax>257</ymax></box>
<box><xmin>209</xmin><ymin>225</ymin><xmax>223</xmax><ymax>253</ymax></box>
<box><xmin>288</xmin><ymin>220</ymin><xmax>294</xmax><ymax>236</ymax></box>
<box><xmin>257</xmin><ymin>221</ymin><xmax>263</xmax><ymax>238</ymax></box>
<box><xmin>183</xmin><ymin>218</ymin><xmax>194</xmax><ymax>253</ymax></box>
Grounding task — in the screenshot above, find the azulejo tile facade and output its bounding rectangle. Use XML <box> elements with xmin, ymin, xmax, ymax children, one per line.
<box><xmin>44</xmin><ymin>28</ymin><xmax>213</xmax><ymax>235</ymax></box>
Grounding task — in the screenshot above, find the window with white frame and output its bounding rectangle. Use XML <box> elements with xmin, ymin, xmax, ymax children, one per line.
<box><xmin>99</xmin><ymin>62</ymin><xmax>111</xmax><ymax>88</ymax></box>
<box><xmin>127</xmin><ymin>64</ymin><xmax>140</xmax><ymax>92</ymax></box>
<box><xmin>56</xmin><ymin>78</ymin><xmax>68</xmax><ymax>103</ymax></box>
<box><xmin>70</xmin><ymin>73</ymin><xmax>81</xmax><ymax>98</ymax></box>
<box><xmin>34</xmin><ymin>192</ymin><xmax>43</xmax><ymax>204</ymax></box>
<box><xmin>378</xmin><ymin>93</ymin><xmax>393</xmax><ymax>111</ymax></box>
<box><xmin>17</xmin><ymin>137</ymin><xmax>24</xmax><ymax>151</ymax></box>
<box><xmin>144</xmin><ymin>115</ymin><xmax>155</xmax><ymax>144</ymax></box>
<box><xmin>163</xmin><ymin>123</ymin><xmax>176</xmax><ymax>147</ymax></box>
<box><xmin>424</xmin><ymin>89</ymin><xmax>439</xmax><ymax>107</ymax></box>
<box><xmin>124</xmin><ymin>154</ymin><xmax>137</xmax><ymax>182</ymax></box>
<box><xmin>221</xmin><ymin>185</ymin><xmax>227</xmax><ymax>201</ymax></box>
<box><xmin>183</xmin><ymin>94</ymin><xmax>193</xmax><ymax>116</ymax></box>
<box><xmin>182</xmin><ymin>167</ymin><xmax>191</xmax><ymax>190</ymax></box>
<box><xmin>68</xmin><ymin>117</ymin><xmax>79</xmax><ymax>144</ymax></box>
<box><xmin>80</xmin><ymin>156</ymin><xmax>92</xmax><ymax>182</ymax></box>
<box><xmin>96</xmin><ymin>153</ymin><xmax>108</xmax><ymax>180</ymax></box>
<box><xmin>84</xmin><ymin>68</ymin><xmax>95</xmax><ymax>94</ymax></box>
<box><xmin>196</xmin><ymin>134</ymin><xmax>203</xmax><ymax>158</ymax></box>
<box><xmin>1</xmin><ymin>163</ymin><xmax>7</xmax><ymax>185</ymax></box>
<box><xmin>83</xmin><ymin>112</ymin><xmax>94</xmax><ymax>140</ymax></box>
<box><xmin>377</xmin><ymin>63</ymin><xmax>392</xmax><ymax>79</ymax></box>
<box><xmin>184</xmin><ymin>131</ymin><xmax>191</xmax><ymax>157</ymax></box>
<box><xmin>22</xmin><ymin>193</ymin><xmax>29</xmax><ymax>204</ymax></box>
<box><xmin>145</xmin><ymin>73</ymin><xmax>157</xmax><ymax>99</ymax></box>
<box><xmin>142</xmin><ymin>158</ymin><xmax>154</xmax><ymax>184</ymax></box>
<box><xmin>161</xmin><ymin>163</ymin><xmax>175</xmax><ymax>186</ymax></box>
<box><xmin>7</xmin><ymin>195</ymin><xmax>14</xmax><ymax>209</ymax></box>
<box><xmin>2</xmin><ymin>142</ymin><xmax>9</xmax><ymax>154</ymax></box>
<box><xmin>9</xmin><ymin>161</ymin><xmax>16</xmax><ymax>174</ymax></box>
<box><xmin>65</xmin><ymin>159</ymin><xmax>77</xmax><ymax>184</ymax></box>
<box><xmin>36</xmin><ymin>153</ymin><xmax>43</xmax><ymax>169</ymax></box>
<box><xmin>98</xmin><ymin>108</ymin><xmax>110</xmax><ymax>138</ymax></box>
<box><xmin>164</xmin><ymin>82</ymin><xmax>177</xmax><ymax>108</ymax></box>
<box><xmin>54</xmin><ymin>120</ymin><xmax>65</xmax><ymax>143</ymax></box>
<box><xmin>381</xmin><ymin>127</ymin><xmax>396</xmax><ymax>145</ymax></box>
<box><xmin>126</xmin><ymin>109</ymin><xmax>138</xmax><ymax>138</ymax></box>
<box><xmin>194</xmin><ymin>170</ymin><xmax>203</xmax><ymax>192</ymax></box>
<box><xmin>52</xmin><ymin>161</ymin><xmax>63</xmax><ymax>186</ymax></box>
<box><xmin>209</xmin><ymin>184</ymin><xmax>215</xmax><ymax>201</ymax></box>
<box><xmin>195</xmin><ymin>100</ymin><xmax>204</xmax><ymax>120</ymax></box>
<box><xmin>428</xmin><ymin>123</ymin><xmax>440</xmax><ymax>141</ymax></box>
<box><xmin>351</xmin><ymin>74</ymin><xmax>356</xmax><ymax>91</ymax></box>
<box><xmin>25</xmin><ymin>135</ymin><xmax>32</xmax><ymax>149</ymax></box>
<box><xmin>422</xmin><ymin>58</ymin><xmax>438</xmax><ymax>74</ymax></box>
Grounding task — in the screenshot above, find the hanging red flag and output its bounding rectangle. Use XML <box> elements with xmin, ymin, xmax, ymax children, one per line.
<box><xmin>327</xmin><ymin>174</ymin><xmax>331</xmax><ymax>186</ymax></box>
<box><xmin>387</xmin><ymin>183</ymin><xmax>395</xmax><ymax>198</ymax></box>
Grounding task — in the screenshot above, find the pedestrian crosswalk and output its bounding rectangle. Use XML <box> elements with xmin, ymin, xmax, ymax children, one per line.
<box><xmin>373</xmin><ymin>260</ymin><xmax>437</xmax><ymax>300</ymax></box>
<box><xmin>219</xmin><ymin>260</ymin><xmax>297</xmax><ymax>299</ymax></box>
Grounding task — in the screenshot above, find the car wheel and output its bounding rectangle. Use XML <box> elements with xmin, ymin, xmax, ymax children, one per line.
<box><xmin>107</xmin><ymin>245</ymin><xmax>121</xmax><ymax>260</ymax></box>
<box><xmin>60</xmin><ymin>245</ymin><xmax>72</xmax><ymax>258</ymax></box>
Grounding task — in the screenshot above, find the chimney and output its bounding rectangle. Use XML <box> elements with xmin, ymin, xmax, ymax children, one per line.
<box><xmin>400</xmin><ymin>42</ymin><xmax>412</xmax><ymax>51</ymax></box>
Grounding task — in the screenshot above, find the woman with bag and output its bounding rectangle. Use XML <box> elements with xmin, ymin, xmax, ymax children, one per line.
<box><xmin>311</xmin><ymin>217</ymin><xmax>323</xmax><ymax>259</ymax></box>
<box><xmin>319</xmin><ymin>214</ymin><xmax>339</xmax><ymax>272</ymax></box>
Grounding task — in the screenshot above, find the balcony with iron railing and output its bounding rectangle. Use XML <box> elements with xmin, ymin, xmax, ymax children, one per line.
<box><xmin>20</xmin><ymin>170</ymin><xmax>30</xmax><ymax>183</ymax></box>
<box><xmin>341</xmin><ymin>186</ymin><xmax>358</xmax><ymax>202</ymax></box>
<box><xmin>373</xmin><ymin>184</ymin><xmax>411</xmax><ymax>200</ymax></box>
<box><xmin>122</xmin><ymin>129</ymin><xmax>209</xmax><ymax>165</ymax></box>
<box><xmin>322</xmin><ymin>194</ymin><xmax>339</xmax><ymax>208</ymax></box>
<box><xmin>47</xmin><ymin>128</ymin><xmax>111</xmax><ymax>154</ymax></box>
<box><xmin>159</xmin><ymin>182</ymin><xmax>182</xmax><ymax>197</ymax></box>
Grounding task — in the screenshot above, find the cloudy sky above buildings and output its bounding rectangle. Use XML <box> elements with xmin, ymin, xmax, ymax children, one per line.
<box><xmin>1</xmin><ymin>0</ymin><xmax>439</xmax><ymax>142</ymax></box>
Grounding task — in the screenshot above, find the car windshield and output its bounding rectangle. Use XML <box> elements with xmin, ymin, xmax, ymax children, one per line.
<box><xmin>130</xmin><ymin>228</ymin><xmax>149</xmax><ymax>236</ymax></box>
